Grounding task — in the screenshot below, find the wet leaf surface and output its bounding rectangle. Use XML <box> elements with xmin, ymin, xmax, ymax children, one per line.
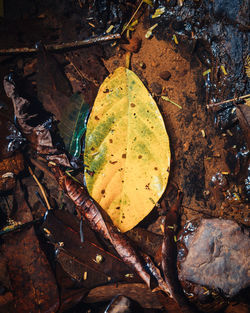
<box><xmin>43</xmin><ymin>210</ymin><xmax>141</xmax><ymax>287</ymax></box>
<box><xmin>58</xmin><ymin>93</ymin><xmax>89</xmax><ymax>158</ymax></box>
<box><xmin>1</xmin><ymin>182</ymin><xmax>59</xmax><ymax>313</ymax></box>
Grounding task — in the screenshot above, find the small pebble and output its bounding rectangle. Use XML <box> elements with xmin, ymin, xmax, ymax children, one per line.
<box><xmin>150</xmin><ymin>82</ymin><xmax>162</xmax><ymax>95</ymax></box>
<box><xmin>139</xmin><ymin>61</ymin><xmax>146</xmax><ymax>69</ymax></box>
<box><xmin>160</xmin><ymin>70</ymin><xmax>171</xmax><ymax>81</ymax></box>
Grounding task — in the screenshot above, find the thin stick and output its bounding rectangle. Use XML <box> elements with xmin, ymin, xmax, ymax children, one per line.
<box><xmin>0</xmin><ymin>34</ymin><xmax>121</xmax><ymax>55</ymax></box>
<box><xmin>206</xmin><ymin>94</ymin><xmax>250</xmax><ymax>109</ymax></box>
<box><xmin>121</xmin><ymin>0</ymin><xmax>144</xmax><ymax>35</ymax></box>
<box><xmin>161</xmin><ymin>96</ymin><xmax>182</xmax><ymax>109</ymax></box>
<box><xmin>28</xmin><ymin>166</ymin><xmax>52</xmax><ymax>210</ymax></box>
<box><xmin>30</xmin><ymin>158</ymin><xmax>56</xmax><ymax>181</ymax></box>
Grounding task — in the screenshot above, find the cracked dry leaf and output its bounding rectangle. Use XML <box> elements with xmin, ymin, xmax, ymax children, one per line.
<box><xmin>84</xmin><ymin>67</ymin><xmax>170</xmax><ymax>232</ymax></box>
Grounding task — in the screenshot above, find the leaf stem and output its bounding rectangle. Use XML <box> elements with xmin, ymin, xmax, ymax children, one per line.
<box><xmin>161</xmin><ymin>96</ymin><xmax>182</xmax><ymax>109</ymax></box>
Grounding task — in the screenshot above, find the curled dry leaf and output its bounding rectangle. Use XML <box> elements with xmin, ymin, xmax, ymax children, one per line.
<box><xmin>1</xmin><ymin>182</ymin><xmax>59</xmax><ymax>313</ymax></box>
<box><xmin>3</xmin><ymin>75</ymin><xmax>71</xmax><ymax>168</ymax></box>
<box><xmin>162</xmin><ymin>192</ymin><xmax>198</xmax><ymax>313</ymax></box>
<box><xmin>0</xmin><ymin>113</ymin><xmax>24</xmax><ymax>191</ymax></box>
<box><xmin>53</xmin><ymin>167</ymin><xmax>170</xmax><ymax>296</ymax></box>
<box><xmin>84</xmin><ymin>67</ymin><xmax>170</xmax><ymax>232</ymax></box>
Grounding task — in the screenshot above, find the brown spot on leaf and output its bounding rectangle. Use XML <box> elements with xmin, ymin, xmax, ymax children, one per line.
<box><xmin>91</xmin><ymin>147</ymin><xmax>95</xmax><ymax>151</ymax></box>
<box><xmin>101</xmin><ymin>189</ymin><xmax>105</xmax><ymax>194</ymax></box>
<box><xmin>95</xmin><ymin>116</ymin><xmax>100</xmax><ymax>120</ymax></box>
<box><xmin>138</xmin><ymin>155</ymin><xmax>142</xmax><ymax>159</ymax></box>
<box><xmin>103</xmin><ymin>88</ymin><xmax>109</xmax><ymax>93</ymax></box>
<box><xmin>109</xmin><ymin>139</ymin><xmax>113</xmax><ymax>143</ymax></box>
<box><xmin>86</xmin><ymin>169</ymin><xmax>95</xmax><ymax>176</ymax></box>
<box><xmin>122</xmin><ymin>153</ymin><xmax>126</xmax><ymax>158</ymax></box>
<box><xmin>154</xmin><ymin>167</ymin><xmax>158</xmax><ymax>170</ymax></box>
<box><xmin>116</xmin><ymin>206</ymin><xmax>120</xmax><ymax>210</ymax></box>
<box><xmin>131</xmin><ymin>103</ymin><xmax>136</xmax><ymax>107</ymax></box>
<box><xmin>109</xmin><ymin>160</ymin><xmax>118</xmax><ymax>165</ymax></box>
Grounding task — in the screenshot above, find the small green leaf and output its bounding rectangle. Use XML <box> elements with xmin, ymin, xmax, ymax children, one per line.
<box><xmin>58</xmin><ymin>93</ymin><xmax>89</xmax><ymax>158</ymax></box>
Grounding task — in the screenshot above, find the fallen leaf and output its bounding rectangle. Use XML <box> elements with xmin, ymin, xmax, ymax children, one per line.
<box><xmin>84</xmin><ymin>67</ymin><xmax>170</xmax><ymax>232</ymax></box>
<box><xmin>43</xmin><ymin>210</ymin><xmax>141</xmax><ymax>287</ymax></box>
<box><xmin>3</xmin><ymin>75</ymin><xmax>71</xmax><ymax>168</ymax></box>
<box><xmin>58</xmin><ymin>93</ymin><xmax>90</xmax><ymax>158</ymax></box>
<box><xmin>85</xmin><ymin>283</ymin><xmax>161</xmax><ymax>309</ymax></box>
<box><xmin>0</xmin><ymin>113</ymin><xmax>24</xmax><ymax>191</ymax></box>
<box><xmin>54</xmin><ymin>168</ymin><xmax>170</xmax><ymax>296</ymax></box>
<box><xmin>1</xmin><ymin>182</ymin><xmax>59</xmax><ymax>313</ymax></box>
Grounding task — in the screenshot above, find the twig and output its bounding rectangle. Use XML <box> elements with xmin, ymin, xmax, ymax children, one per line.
<box><xmin>30</xmin><ymin>158</ymin><xmax>56</xmax><ymax>181</ymax></box>
<box><xmin>0</xmin><ymin>34</ymin><xmax>121</xmax><ymax>55</ymax></box>
<box><xmin>121</xmin><ymin>0</ymin><xmax>144</xmax><ymax>35</ymax></box>
<box><xmin>28</xmin><ymin>166</ymin><xmax>52</xmax><ymax>210</ymax></box>
<box><xmin>206</xmin><ymin>94</ymin><xmax>250</xmax><ymax>109</ymax></box>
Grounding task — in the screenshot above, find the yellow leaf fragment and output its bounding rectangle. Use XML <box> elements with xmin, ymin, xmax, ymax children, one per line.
<box><xmin>143</xmin><ymin>0</ymin><xmax>153</xmax><ymax>7</ymax></box>
<box><xmin>152</xmin><ymin>7</ymin><xmax>165</xmax><ymax>18</ymax></box>
<box><xmin>203</xmin><ymin>69</ymin><xmax>211</xmax><ymax>76</ymax></box>
<box><xmin>106</xmin><ymin>25</ymin><xmax>114</xmax><ymax>33</ymax></box>
<box><xmin>145</xmin><ymin>23</ymin><xmax>158</xmax><ymax>39</ymax></box>
<box><xmin>84</xmin><ymin>67</ymin><xmax>170</xmax><ymax>232</ymax></box>
<box><xmin>173</xmin><ymin>34</ymin><xmax>179</xmax><ymax>44</ymax></box>
<box><xmin>220</xmin><ymin>65</ymin><xmax>228</xmax><ymax>75</ymax></box>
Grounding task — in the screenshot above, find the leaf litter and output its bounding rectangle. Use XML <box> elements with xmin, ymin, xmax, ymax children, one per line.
<box><xmin>0</xmin><ymin>1</ymin><xmax>249</xmax><ymax>312</ymax></box>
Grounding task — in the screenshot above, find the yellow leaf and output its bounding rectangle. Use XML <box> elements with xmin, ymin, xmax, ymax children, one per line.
<box><xmin>143</xmin><ymin>0</ymin><xmax>153</xmax><ymax>7</ymax></box>
<box><xmin>84</xmin><ymin>67</ymin><xmax>170</xmax><ymax>232</ymax></box>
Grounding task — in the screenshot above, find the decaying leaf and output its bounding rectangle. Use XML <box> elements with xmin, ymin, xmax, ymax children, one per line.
<box><xmin>43</xmin><ymin>210</ymin><xmax>141</xmax><ymax>287</ymax></box>
<box><xmin>85</xmin><ymin>284</ymin><xmax>161</xmax><ymax>309</ymax></box>
<box><xmin>84</xmin><ymin>67</ymin><xmax>170</xmax><ymax>232</ymax></box>
<box><xmin>3</xmin><ymin>75</ymin><xmax>71</xmax><ymax>168</ymax></box>
<box><xmin>58</xmin><ymin>93</ymin><xmax>89</xmax><ymax>158</ymax></box>
<box><xmin>0</xmin><ymin>113</ymin><xmax>24</xmax><ymax>191</ymax></box>
<box><xmin>1</xmin><ymin>182</ymin><xmax>59</xmax><ymax>313</ymax></box>
<box><xmin>53</xmin><ymin>168</ymin><xmax>171</xmax><ymax>296</ymax></box>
